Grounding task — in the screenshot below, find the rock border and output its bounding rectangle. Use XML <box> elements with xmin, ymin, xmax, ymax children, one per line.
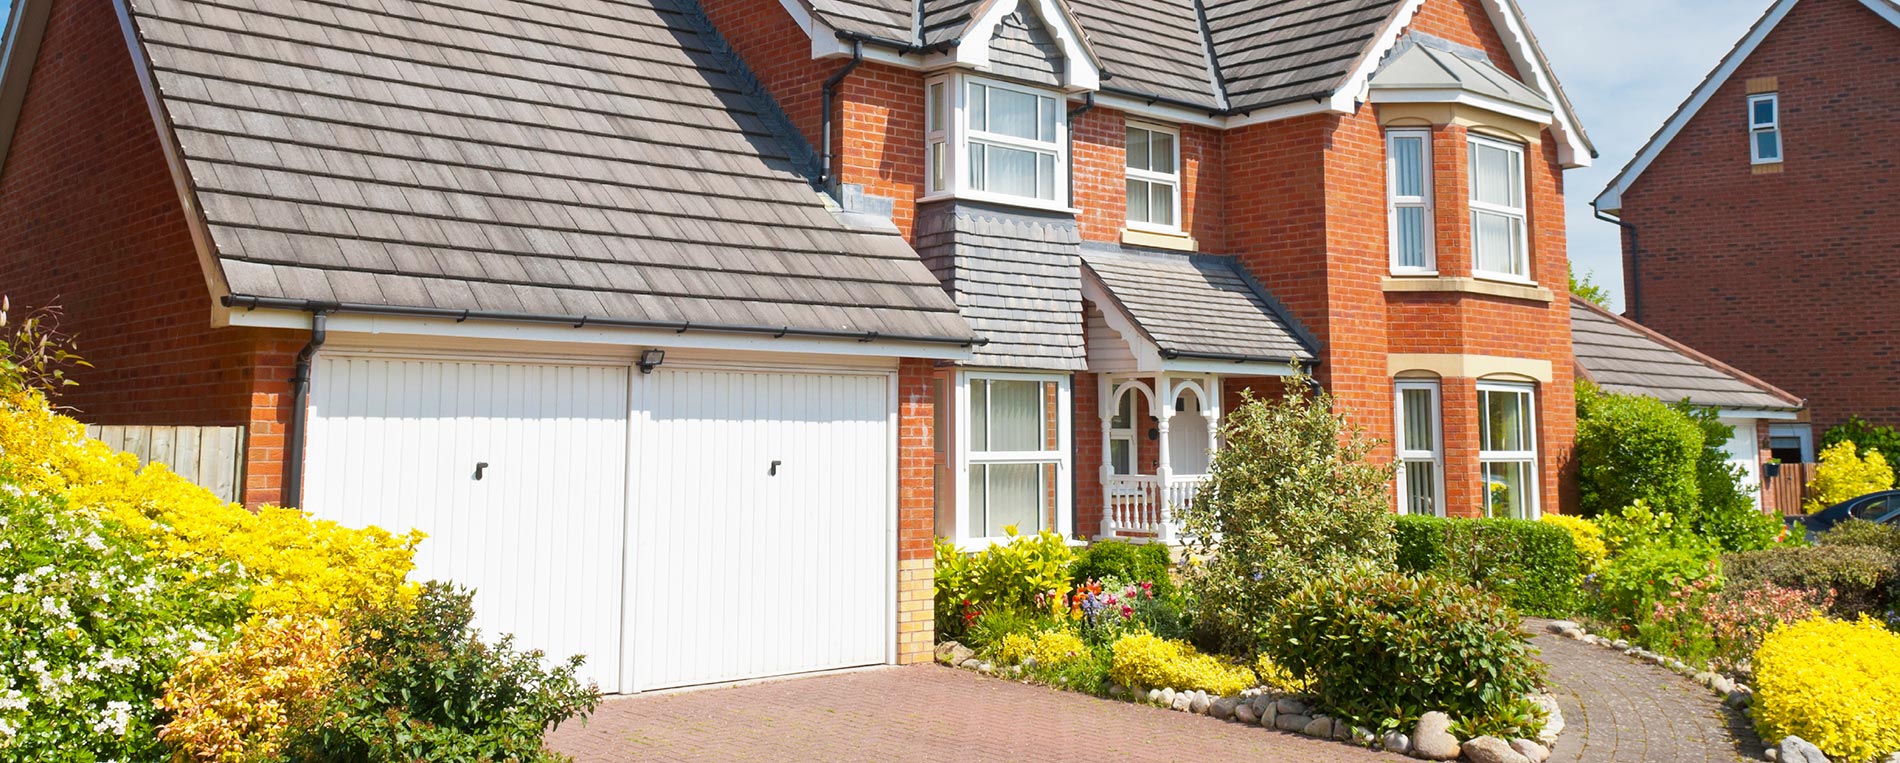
<box><xmin>935</xmin><ymin>640</ymin><xmax>1564</xmax><ymax>762</ymax></box>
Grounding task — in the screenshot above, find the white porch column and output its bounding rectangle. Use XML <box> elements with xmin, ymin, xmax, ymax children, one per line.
<box><xmin>1154</xmin><ymin>374</ymin><xmax>1175</xmax><ymax>543</ymax></box>
<box><xmin>1202</xmin><ymin>375</ymin><xmax>1222</xmax><ymax>458</ymax></box>
<box><xmin>1098</xmin><ymin>374</ymin><xmax>1115</xmax><ymax>539</ymax></box>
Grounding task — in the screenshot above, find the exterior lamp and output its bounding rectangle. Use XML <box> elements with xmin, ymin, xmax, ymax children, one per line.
<box><xmin>638</xmin><ymin>349</ymin><xmax>666</xmax><ymax>374</ymax></box>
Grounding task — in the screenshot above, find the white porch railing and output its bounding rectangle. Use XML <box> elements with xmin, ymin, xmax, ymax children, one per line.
<box><xmin>1103</xmin><ymin>474</ymin><xmax>1209</xmax><ymax>542</ymax></box>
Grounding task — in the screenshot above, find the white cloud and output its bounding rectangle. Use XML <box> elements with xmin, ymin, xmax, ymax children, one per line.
<box><xmin>1515</xmin><ymin>0</ymin><xmax>1766</xmax><ymax>310</ymax></box>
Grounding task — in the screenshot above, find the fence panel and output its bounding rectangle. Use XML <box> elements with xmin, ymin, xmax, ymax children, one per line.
<box><xmin>1763</xmin><ymin>462</ymin><xmax>1817</xmax><ymax>517</ymax></box>
<box><xmin>85</xmin><ymin>425</ymin><xmax>247</xmax><ymax>503</ymax></box>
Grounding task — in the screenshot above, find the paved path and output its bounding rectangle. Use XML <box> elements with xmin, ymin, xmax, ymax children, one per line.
<box><xmin>1527</xmin><ymin>620</ymin><xmax>1764</xmax><ymax>763</ymax></box>
<box><xmin>546</xmin><ymin>665</ymin><xmax>1412</xmax><ymax>762</ymax></box>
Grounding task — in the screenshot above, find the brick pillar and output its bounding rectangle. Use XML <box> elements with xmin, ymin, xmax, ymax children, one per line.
<box><xmin>1073</xmin><ymin>371</ymin><xmax>1102</xmax><ymax>540</ymax></box>
<box><xmin>896</xmin><ymin>358</ymin><xmax>936</xmax><ymax>663</ymax></box>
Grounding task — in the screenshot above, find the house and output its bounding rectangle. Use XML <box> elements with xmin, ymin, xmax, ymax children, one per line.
<box><xmin>0</xmin><ymin>0</ymin><xmax>1587</xmax><ymax>693</ymax></box>
<box><xmin>1570</xmin><ymin>296</ymin><xmax>1805</xmax><ymax>513</ymax></box>
<box><xmin>1592</xmin><ymin>0</ymin><xmax>1900</xmax><ymax>462</ymax></box>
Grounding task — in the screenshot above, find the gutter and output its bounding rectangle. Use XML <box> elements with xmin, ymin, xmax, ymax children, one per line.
<box><xmin>1593</xmin><ymin>206</ymin><xmax>1640</xmax><ymax>320</ymax></box>
<box><xmin>1159</xmin><ymin>348</ymin><xmax>1319</xmax><ymax>367</ymax></box>
<box><xmin>220</xmin><ymin>295</ymin><xmax>989</xmax><ymax>348</ymax></box>
<box><xmin>283</xmin><ymin>310</ymin><xmax>327</xmax><ymax>509</ymax></box>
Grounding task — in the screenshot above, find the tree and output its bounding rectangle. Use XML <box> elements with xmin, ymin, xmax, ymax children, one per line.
<box><xmin>1671</xmin><ymin>402</ymin><xmax>1782</xmax><ymax>551</ymax></box>
<box><xmin>1569</xmin><ymin>264</ymin><xmax>1613</xmax><ymax>308</ymax></box>
<box><xmin>1575</xmin><ymin>381</ymin><xmax>1703</xmax><ymax>519</ymax></box>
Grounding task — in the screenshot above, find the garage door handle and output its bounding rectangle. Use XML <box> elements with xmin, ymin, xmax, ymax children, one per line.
<box><xmin>769</xmin><ymin>460</ymin><xmax>781</xmax><ymax>476</ymax></box>
<box><xmin>474</xmin><ymin>462</ymin><xmax>489</xmax><ymax>480</ymax></box>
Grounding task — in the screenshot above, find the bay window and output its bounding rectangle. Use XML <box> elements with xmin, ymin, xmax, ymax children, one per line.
<box><xmin>1387</xmin><ymin>129</ymin><xmax>1434</xmax><ymax>273</ymax></box>
<box><xmin>963</xmin><ymin>373</ymin><xmax>1071</xmax><ymax>542</ymax></box>
<box><xmin>1125</xmin><ymin>123</ymin><xmax>1180</xmax><ymax>231</ymax></box>
<box><xmin>924</xmin><ymin>74</ymin><xmax>1069</xmax><ymax>209</ymax></box>
<box><xmin>1469</xmin><ymin>135</ymin><xmax>1528</xmax><ymax>281</ymax></box>
<box><xmin>1478</xmin><ymin>382</ymin><xmax>1538</xmax><ymax>519</ymax></box>
<box><xmin>1749</xmin><ymin>93</ymin><xmax>1782</xmax><ymax>164</ymax></box>
<box><xmin>1395</xmin><ymin>380</ymin><xmax>1444</xmax><ymax>516</ymax></box>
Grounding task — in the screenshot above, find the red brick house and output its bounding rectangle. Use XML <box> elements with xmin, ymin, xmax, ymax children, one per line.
<box><xmin>1593</xmin><ymin>0</ymin><xmax>1900</xmax><ymax>460</ymax></box>
<box><xmin>0</xmin><ymin>0</ymin><xmax>1588</xmax><ymax>692</ymax></box>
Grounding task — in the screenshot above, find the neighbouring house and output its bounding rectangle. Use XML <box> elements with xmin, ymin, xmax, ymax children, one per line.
<box><xmin>1570</xmin><ymin>296</ymin><xmax>1805</xmax><ymax>513</ymax></box>
<box><xmin>1592</xmin><ymin>0</ymin><xmax>1900</xmax><ymax>459</ymax></box>
<box><xmin>0</xmin><ymin>0</ymin><xmax>1588</xmax><ymax>692</ymax></box>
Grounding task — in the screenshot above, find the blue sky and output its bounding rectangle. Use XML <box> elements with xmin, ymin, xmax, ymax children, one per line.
<box><xmin>0</xmin><ymin>0</ymin><xmax>1760</xmax><ymax>308</ymax></box>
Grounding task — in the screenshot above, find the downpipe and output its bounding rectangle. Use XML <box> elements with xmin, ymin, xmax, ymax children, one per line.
<box><xmin>282</xmin><ymin>310</ymin><xmax>327</xmax><ymax>509</ymax></box>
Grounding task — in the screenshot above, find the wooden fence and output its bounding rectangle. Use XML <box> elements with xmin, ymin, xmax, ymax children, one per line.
<box><xmin>85</xmin><ymin>425</ymin><xmax>246</xmax><ymax>503</ymax></box>
<box><xmin>1762</xmin><ymin>462</ymin><xmax>1818</xmax><ymax>516</ymax></box>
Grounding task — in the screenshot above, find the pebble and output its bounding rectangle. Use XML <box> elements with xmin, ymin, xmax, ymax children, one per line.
<box><xmin>1382</xmin><ymin>731</ymin><xmax>1411</xmax><ymax>755</ymax></box>
<box><xmin>1274</xmin><ymin>713</ymin><xmax>1311</xmax><ymax>733</ymax></box>
<box><xmin>1775</xmin><ymin>736</ymin><xmax>1828</xmax><ymax>763</ymax></box>
<box><xmin>1209</xmin><ymin>696</ymin><xmax>1237</xmax><ymax>720</ymax></box>
<box><xmin>1234</xmin><ymin>703</ymin><xmax>1258</xmax><ymax>725</ymax></box>
<box><xmin>1462</xmin><ymin>735</ymin><xmax>1528</xmax><ymax>763</ymax></box>
<box><xmin>1511</xmin><ymin>738</ymin><xmax>1551</xmax><ymax>763</ymax></box>
<box><xmin>1412</xmin><ymin>711</ymin><xmax>1462</xmax><ymax>761</ymax></box>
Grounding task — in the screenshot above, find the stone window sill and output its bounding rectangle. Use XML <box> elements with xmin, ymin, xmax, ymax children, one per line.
<box><xmin>1382</xmin><ymin>276</ymin><xmax>1554</xmax><ymax>303</ymax></box>
<box><xmin>1121</xmin><ymin>228</ymin><xmax>1199</xmax><ymax>252</ymax></box>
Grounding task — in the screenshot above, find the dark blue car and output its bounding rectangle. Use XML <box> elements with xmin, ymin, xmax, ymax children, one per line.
<box><xmin>1790</xmin><ymin>489</ymin><xmax>1900</xmax><ymax>536</ymax></box>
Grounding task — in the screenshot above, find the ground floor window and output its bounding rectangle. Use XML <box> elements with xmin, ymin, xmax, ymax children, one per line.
<box><xmin>1395</xmin><ymin>380</ymin><xmax>1444</xmax><ymax>516</ymax></box>
<box><xmin>1478</xmin><ymin>382</ymin><xmax>1538</xmax><ymax>518</ymax></box>
<box><xmin>963</xmin><ymin>373</ymin><xmax>1070</xmax><ymax>542</ymax></box>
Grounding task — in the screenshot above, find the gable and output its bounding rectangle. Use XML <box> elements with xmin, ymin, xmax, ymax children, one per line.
<box><xmin>1595</xmin><ymin>0</ymin><xmax>1900</xmax><ymax>213</ymax></box>
<box><xmin>987</xmin><ymin>8</ymin><xmax>1065</xmax><ymax>87</ymax></box>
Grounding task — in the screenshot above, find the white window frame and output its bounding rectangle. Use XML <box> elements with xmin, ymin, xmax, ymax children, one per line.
<box><xmin>1748</xmin><ymin>93</ymin><xmax>1782</xmax><ymax>165</ymax></box>
<box><xmin>922</xmin><ymin>73</ymin><xmax>1071</xmax><ymax>212</ymax></box>
<box><xmin>1477</xmin><ymin>381</ymin><xmax>1540</xmax><ymax>519</ymax></box>
<box><xmin>1107</xmin><ymin>385</ymin><xmax>1140</xmax><ymax>480</ymax></box>
<box><xmin>1394</xmin><ymin>380</ymin><xmax>1445</xmax><ymax>516</ymax></box>
<box><xmin>1468</xmin><ymin>135</ymin><xmax>1530</xmax><ymax>284</ymax></box>
<box><xmin>1387</xmin><ymin>129</ymin><xmax>1435</xmax><ymax>274</ymax></box>
<box><xmin>1124</xmin><ymin>122</ymin><xmax>1182</xmax><ymax>233</ymax></box>
<box><xmin>955</xmin><ymin>370</ymin><xmax>1073</xmax><ymax>547</ymax></box>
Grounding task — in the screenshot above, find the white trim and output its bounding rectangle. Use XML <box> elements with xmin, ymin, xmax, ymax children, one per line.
<box><xmin>1324</xmin><ymin>0</ymin><xmax>1429</xmax><ymax>114</ymax></box>
<box><xmin>1768</xmin><ymin>423</ymin><xmax>1816</xmax><ymax>463</ymax></box>
<box><xmin>222</xmin><ymin>307</ymin><xmax>975</xmax><ymax>361</ymax></box>
<box><xmin>1469</xmin><ymin>134</ymin><xmax>1530</xmax><ymax>282</ymax></box>
<box><xmin>1478</xmin><ymin>0</ymin><xmax>1592</xmax><ymax>168</ymax></box>
<box><xmin>1719</xmin><ymin>408</ymin><xmax>1802</xmax><ymax>421</ymax></box>
<box><xmin>1079</xmin><ymin>273</ymin><xmax>1310</xmax><ymax>376</ymax></box>
<box><xmin>1090</xmin><ymin>92</ymin><xmax>1227</xmax><ymax>129</ymax></box>
<box><xmin>950</xmin><ymin>0</ymin><xmax>1101</xmax><ymax>91</ymax></box>
<box><xmin>1595</xmin><ymin>0</ymin><xmax>1900</xmax><ymax>212</ymax></box>
<box><xmin>1476</xmin><ymin>380</ymin><xmax>1540</xmax><ymax>519</ymax></box>
<box><xmin>0</xmin><ymin>0</ymin><xmax>52</xmax><ymax>179</ymax></box>
<box><xmin>1124</xmin><ymin>121</ymin><xmax>1183</xmax><ymax>232</ymax></box>
<box><xmin>1747</xmin><ymin>92</ymin><xmax>1783</xmax><ymax>165</ymax></box>
<box><xmin>928</xmin><ymin>72</ymin><xmax>1072</xmax><ymax>210</ymax></box>
<box><xmin>1367</xmin><ymin>88</ymin><xmax>1556</xmax><ymax>126</ymax></box>
<box><xmin>1386</xmin><ymin>127</ymin><xmax>1435</xmax><ymax>275</ymax></box>
<box><xmin>1394</xmin><ymin>379</ymin><xmax>1446</xmax><ymax>517</ymax></box>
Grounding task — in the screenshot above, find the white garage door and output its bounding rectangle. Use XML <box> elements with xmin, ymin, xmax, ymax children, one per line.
<box><xmin>627</xmin><ymin>367</ymin><xmax>893</xmax><ymax>691</ymax></box>
<box><xmin>305</xmin><ymin>356</ymin><xmax>631</xmax><ymax>692</ymax></box>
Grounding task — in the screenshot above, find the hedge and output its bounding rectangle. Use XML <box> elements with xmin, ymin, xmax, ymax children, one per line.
<box><xmin>1722</xmin><ymin>544</ymin><xmax>1899</xmax><ymax>620</ymax></box>
<box><xmin>1394</xmin><ymin>515</ymin><xmax>1583</xmax><ymax>616</ymax></box>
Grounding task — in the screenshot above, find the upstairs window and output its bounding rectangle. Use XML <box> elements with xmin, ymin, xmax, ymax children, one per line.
<box><xmin>927</xmin><ymin>74</ymin><xmax>1068</xmax><ymax>209</ymax></box>
<box><xmin>1125</xmin><ymin>123</ymin><xmax>1180</xmax><ymax>231</ymax></box>
<box><xmin>1469</xmin><ymin>135</ymin><xmax>1528</xmax><ymax>281</ymax></box>
<box><xmin>1749</xmin><ymin>93</ymin><xmax>1782</xmax><ymax>164</ymax></box>
<box><xmin>1387</xmin><ymin>129</ymin><xmax>1434</xmax><ymax>273</ymax></box>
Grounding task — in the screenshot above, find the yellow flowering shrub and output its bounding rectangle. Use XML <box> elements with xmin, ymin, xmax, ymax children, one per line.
<box><xmin>157</xmin><ymin>616</ymin><xmax>346</xmax><ymax>762</ymax></box>
<box><xmin>1541</xmin><ymin>514</ymin><xmax>1608</xmax><ymax>575</ymax></box>
<box><xmin>1807</xmin><ymin>440</ymin><xmax>1895</xmax><ymax>513</ymax></box>
<box><xmin>1253</xmin><ymin>652</ymin><xmax>1308</xmax><ymax>694</ymax></box>
<box><xmin>1030</xmin><ymin>630</ymin><xmax>1087</xmax><ymax>668</ymax></box>
<box><xmin>0</xmin><ymin>390</ymin><xmax>421</xmax><ymax>616</ymax></box>
<box><xmin>1753</xmin><ymin>616</ymin><xmax>1900</xmax><ymax>761</ymax></box>
<box><xmin>1109</xmin><ymin>633</ymin><xmax>1255</xmax><ymax>696</ymax></box>
<box><xmin>993</xmin><ymin>632</ymin><xmax>1036</xmax><ymax>665</ymax></box>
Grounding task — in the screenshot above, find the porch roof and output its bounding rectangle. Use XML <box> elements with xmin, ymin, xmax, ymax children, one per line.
<box><xmin>1080</xmin><ymin>244</ymin><xmax>1317</xmax><ymax>370</ymax></box>
<box><xmin>1570</xmin><ymin>296</ymin><xmax>1804</xmax><ymax>415</ymax></box>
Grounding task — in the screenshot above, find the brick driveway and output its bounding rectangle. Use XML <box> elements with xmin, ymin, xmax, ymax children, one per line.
<box><xmin>1529</xmin><ymin>626</ymin><xmax>1764</xmax><ymax>763</ymax></box>
<box><xmin>546</xmin><ymin>666</ymin><xmax>1411</xmax><ymax>762</ymax></box>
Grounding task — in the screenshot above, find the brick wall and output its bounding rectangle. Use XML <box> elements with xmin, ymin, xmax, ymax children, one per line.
<box><xmin>0</xmin><ymin>0</ymin><xmax>299</xmax><ymax>506</ymax></box>
<box><xmin>1072</xmin><ymin>107</ymin><xmax>1226</xmax><ymax>250</ymax></box>
<box><xmin>1620</xmin><ymin>0</ymin><xmax>1900</xmax><ymax>433</ymax></box>
<box><xmin>895</xmin><ymin>358</ymin><xmax>937</xmax><ymax>662</ymax></box>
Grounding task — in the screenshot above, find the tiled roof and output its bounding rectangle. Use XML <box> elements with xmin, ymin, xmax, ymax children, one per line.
<box><xmin>122</xmin><ymin>0</ymin><xmax>974</xmax><ymax>343</ymax></box>
<box><xmin>1368</xmin><ymin>37</ymin><xmax>1552</xmax><ymax>112</ymax></box>
<box><xmin>918</xmin><ymin>202</ymin><xmax>1087</xmax><ymax>369</ymax></box>
<box><xmin>1081</xmin><ymin>244</ymin><xmax>1316</xmax><ymax>364</ymax></box>
<box><xmin>1571</xmin><ymin>297</ymin><xmax>1802</xmax><ymax>412</ymax></box>
<box><xmin>1202</xmin><ymin>0</ymin><xmax>1404</xmax><ymax>111</ymax></box>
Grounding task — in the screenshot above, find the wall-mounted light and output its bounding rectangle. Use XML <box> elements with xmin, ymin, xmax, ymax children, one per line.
<box><xmin>638</xmin><ymin>349</ymin><xmax>666</xmax><ymax>374</ymax></box>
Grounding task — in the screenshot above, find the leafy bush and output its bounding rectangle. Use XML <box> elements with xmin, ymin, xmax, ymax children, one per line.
<box><xmin>1821</xmin><ymin>416</ymin><xmax>1900</xmax><ymax>464</ymax></box>
<box><xmin>1806</xmin><ymin>440</ymin><xmax>1894</xmax><ymax>513</ymax></box>
<box><xmin>1178</xmin><ymin>380</ymin><xmax>1396</xmax><ymax>654</ymax></box>
<box><xmin>933</xmin><ymin>529</ymin><xmax>1074</xmax><ymax>643</ymax></box>
<box><xmin>994</xmin><ymin>629</ymin><xmax>1088</xmax><ymax>670</ymax></box>
<box><xmin>1575</xmin><ymin>384</ymin><xmax>1703</xmax><ymax>518</ymax></box>
<box><xmin>1722</xmin><ymin>544</ymin><xmax>1898</xmax><ymax>619</ymax></box>
<box><xmin>1263</xmin><ymin>568</ymin><xmax>1544</xmax><ymax>733</ymax></box>
<box><xmin>1071</xmin><ymin>541</ymin><xmax>1175</xmax><ymax>599</ymax></box>
<box><xmin>1593</xmin><ymin>532</ymin><xmax>1721</xmax><ymax>627</ymax></box>
<box><xmin>288</xmin><ymin>583</ymin><xmax>600</xmax><ymax>762</ymax></box>
<box><xmin>1107</xmin><ymin>633</ymin><xmax>1256</xmax><ymax>696</ymax></box>
<box><xmin>1699</xmin><ymin>582</ymin><xmax>1834</xmax><ymax>674</ymax></box>
<box><xmin>1393</xmin><ymin>515</ymin><xmax>1582</xmax><ymax>616</ymax></box>
<box><xmin>1673</xmin><ymin>404</ymin><xmax>1782</xmax><ymax>552</ymax></box>
<box><xmin>1753</xmin><ymin>616</ymin><xmax>1900</xmax><ymax>762</ymax></box>
<box><xmin>1540</xmin><ymin>514</ymin><xmax>1607</xmax><ymax>575</ymax></box>
<box><xmin>1818</xmin><ymin>518</ymin><xmax>1900</xmax><ymax>558</ymax></box>
<box><xmin>0</xmin><ymin>485</ymin><xmax>248</xmax><ymax>759</ymax></box>
<box><xmin>158</xmin><ymin>616</ymin><xmax>346</xmax><ymax>761</ymax></box>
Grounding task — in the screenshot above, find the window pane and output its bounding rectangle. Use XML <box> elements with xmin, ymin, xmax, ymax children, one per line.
<box><xmin>970</xmin><ymin>143</ymin><xmax>986</xmax><ymax>189</ymax></box>
<box><xmin>1151</xmin><ymin>132</ymin><xmax>1175</xmax><ymax>175</ymax></box>
<box><xmin>1402</xmin><ymin>387</ymin><xmax>1435</xmax><ymax>452</ymax></box>
<box><xmin>1038</xmin><ymin>96</ymin><xmax>1057</xmax><ymax>143</ymax></box>
<box><xmin>1037</xmin><ymin>152</ymin><xmax>1055</xmax><ymax>201</ymax></box>
<box><xmin>988</xmin><ymin>87</ymin><xmax>1041</xmax><ymax>140</ymax></box>
<box><xmin>1481</xmin><ymin>389</ymin><xmax>1528</xmax><ymax>452</ymax></box>
<box><xmin>979</xmin><ymin>463</ymin><xmax>1044</xmax><ymax>536</ymax></box>
<box><xmin>1126</xmin><ymin>127</ymin><xmax>1150</xmax><ymax>171</ymax></box>
<box><xmin>971</xmin><ymin>380</ymin><xmax>989</xmax><ymax>451</ymax></box>
<box><xmin>979</xmin><ymin>143</ymin><xmax>1041</xmax><ymax>198</ymax></box>
<box><xmin>1395</xmin><ymin>206</ymin><xmax>1429</xmax><ymax>269</ymax></box>
<box><xmin>1484</xmin><ymin>461</ymin><xmax>1529</xmax><ymax>519</ymax></box>
<box><xmin>1404</xmin><ymin>460</ymin><xmax>1438</xmax><ymax>515</ymax></box>
<box><xmin>930</xmin><ymin>141</ymin><xmax>945</xmax><ymax>192</ymax></box>
<box><xmin>929</xmin><ymin>83</ymin><xmax>946</xmax><ymax>132</ymax></box>
<box><xmin>1472</xmin><ymin>142</ymin><xmax>1520</xmax><ymax>208</ymax></box>
<box><xmin>1127</xmin><ymin>178</ymin><xmax>1150</xmax><ymax>223</ymax></box>
<box><xmin>1109</xmin><ymin>439</ymin><xmax>1131</xmax><ymax>475</ymax></box>
<box><xmin>1392</xmin><ymin>135</ymin><xmax>1425</xmax><ymax>197</ymax></box>
<box><xmin>968</xmin><ymin>83</ymin><xmax>987</xmax><ymax>131</ymax></box>
<box><xmin>1752</xmin><ymin>97</ymin><xmax>1775</xmax><ymax>127</ymax></box>
<box><xmin>1112</xmin><ymin>391</ymin><xmax>1134</xmax><ymax>429</ymax></box>
<box><xmin>1150</xmin><ymin>182</ymin><xmax>1175</xmax><ymax>226</ymax></box>
<box><xmin>1756</xmin><ymin>131</ymin><xmax>1781</xmax><ymax>161</ymax></box>
<box><xmin>1473</xmin><ymin>210</ymin><xmax>1520</xmax><ymax>275</ymax></box>
<box><xmin>987</xmin><ymin>379</ymin><xmax>1042</xmax><ymax>451</ymax></box>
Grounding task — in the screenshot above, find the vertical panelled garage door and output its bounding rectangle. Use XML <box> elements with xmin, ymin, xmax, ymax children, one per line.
<box><xmin>627</xmin><ymin>367</ymin><xmax>893</xmax><ymax>692</ymax></box>
<box><xmin>304</xmin><ymin>356</ymin><xmax>631</xmax><ymax>692</ymax></box>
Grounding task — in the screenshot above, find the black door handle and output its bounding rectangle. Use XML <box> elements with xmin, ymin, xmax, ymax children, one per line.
<box><xmin>769</xmin><ymin>460</ymin><xmax>782</xmax><ymax>476</ymax></box>
<box><xmin>474</xmin><ymin>462</ymin><xmax>489</xmax><ymax>480</ymax></box>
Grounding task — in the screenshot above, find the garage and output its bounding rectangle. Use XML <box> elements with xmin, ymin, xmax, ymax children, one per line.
<box><xmin>304</xmin><ymin>354</ymin><xmax>896</xmax><ymax>694</ymax></box>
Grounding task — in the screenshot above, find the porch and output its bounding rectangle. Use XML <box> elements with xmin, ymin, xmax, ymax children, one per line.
<box><xmin>1097</xmin><ymin>373</ymin><xmax>1220</xmax><ymax>543</ymax></box>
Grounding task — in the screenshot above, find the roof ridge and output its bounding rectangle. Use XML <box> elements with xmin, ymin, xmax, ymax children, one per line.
<box><xmin>1190</xmin><ymin>0</ymin><xmax>1233</xmax><ymax>110</ymax></box>
<box><xmin>1569</xmin><ymin>295</ymin><xmax>1804</xmax><ymax>409</ymax></box>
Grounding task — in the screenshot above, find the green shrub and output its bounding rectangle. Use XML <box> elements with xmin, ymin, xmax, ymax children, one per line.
<box><xmin>1178</xmin><ymin>378</ymin><xmax>1396</xmax><ymax>654</ymax></box>
<box><xmin>1807</xmin><ymin>440</ymin><xmax>1895</xmax><ymax>513</ymax></box>
<box><xmin>1595</xmin><ymin>534</ymin><xmax>1721</xmax><ymax>625</ymax></box>
<box><xmin>1673</xmin><ymin>403</ymin><xmax>1782</xmax><ymax>552</ymax></box>
<box><xmin>1393</xmin><ymin>515</ymin><xmax>1582</xmax><ymax>616</ymax></box>
<box><xmin>1575</xmin><ymin>384</ymin><xmax>1703</xmax><ymax>518</ymax></box>
<box><xmin>1818</xmin><ymin>519</ymin><xmax>1900</xmax><ymax>558</ymax></box>
<box><xmin>933</xmin><ymin>529</ymin><xmax>1074</xmax><ymax>642</ymax></box>
<box><xmin>289</xmin><ymin>583</ymin><xmax>599</xmax><ymax>762</ymax></box>
<box><xmin>1821</xmin><ymin>416</ymin><xmax>1900</xmax><ymax>465</ymax></box>
<box><xmin>1722</xmin><ymin>545</ymin><xmax>1898</xmax><ymax>619</ymax></box>
<box><xmin>1263</xmin><ymin>568</ymin><xmax>1545</xmax><ymax>734</ymax></box>
<box><xmin>1072</xmin><ymin>541</ymin><xmax>1175</xmax><ymax>599</ymax></box>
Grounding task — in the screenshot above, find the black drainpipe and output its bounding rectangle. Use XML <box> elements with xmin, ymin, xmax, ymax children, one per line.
<box><xmin>1066</xmin><ymin>93</ymin><xmax>1096</xmax><ymax>204</ymax></box>
<box><xmin>819</xmin><ymin>40</ymin><xmax>865</xmax><ymax>188</ymax></box>
<box><xmin>283</xmin><ymin>310</ymin><xmax>327</xmax><ymax>509</ymax></box>
<box><xmin>1594</xmin><ymin>207</ymin><xmax>1641</xmax><ymax>320</ymax></box>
